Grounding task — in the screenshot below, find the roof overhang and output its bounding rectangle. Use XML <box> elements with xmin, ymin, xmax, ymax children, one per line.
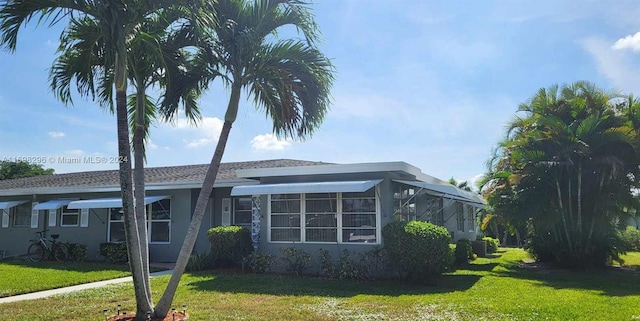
<box><xmin>394</xmin><ymin>180</ymin><xmax>486</xmax><ymax>207</ymax></box>
<box><xmin>230</xmin><ymin>180</ymin><xmax>382</xmax><ymax>196</ymax></box>
<box><xmin>235</xmin><ymin>162</ymin><xmax>423</xmax><ymax>179</ymax></box>
<box><xmin>0</xmin><ymin>200</ymin><xmax>29</xmax><ymax>212</ymax></box>
<box><xmin>0</xmin><ymin>180</ymin><xmax>258</xmax><ymax>197</ymax></box>
<box><xmin>33</xmin><ymin>199</ymin><xmax>75</xmax><ymax>210</ymax></box>
<box><xmin>67</xmin><ymin>195</ymin><xmax>170</xmax><ymax>209</ymax></box>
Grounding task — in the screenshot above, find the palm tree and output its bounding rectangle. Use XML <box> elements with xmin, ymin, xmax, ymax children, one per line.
<box><xmin>486</xmin><ymin>81</ymin><xmax>640</xmax><ymax>267</ymax></box>
<box><xmin>0</xmin><ymin>1</ymin><xmax>214</xmax><ymax>318</ymax></box>
<box><xmin>154</xmin><ymin>0</ymin><xmax>334</xmax><ymax>315</ymax></box>
<box><xmin>448</xmin><ymin>177</ymin><xmax>472</xmax><ymax>191</ymax></box>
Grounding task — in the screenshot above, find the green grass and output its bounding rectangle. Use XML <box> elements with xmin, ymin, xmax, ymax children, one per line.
<box><xmin>620</xmin><ymin>251</ymin><xmax>640</xmax><ymax>268</ymax></box>
<box><xmin>2</xmin><ymin>249</ymin><xmax>640</xmax><ymax>320</ymax></box>
<box><xmin>0</xmin><ymin>260</ymin><xmax>132</xmax><ymax>297</ymax></box>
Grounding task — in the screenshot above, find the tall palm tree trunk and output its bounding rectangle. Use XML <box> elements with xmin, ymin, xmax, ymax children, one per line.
<box><xmin>155</xmin><ymin>120</ymin><xmax>233</xmax><ymax>316</ymax></box>
<box><xmin>156</xmin><ymin>83</ymin><xmax>242</xmax><ymax>317</ymax></box>
<box><xmin>555</xmin><ymin>178</ymin><xmax>572</xmax><ymax>251</ymax></box>
<box><xmin>133</xmin><ymin>85</ymin><xmax>153</xmax><ymax>305</ymax></box>
<box><xmin>576</xmin><ymin>161</ymin><xmax>583</xmax><ymax>242</ymax></box>
<box><xmin>115</xmin><ymin>56</ymin><xmax>153</xmax><ymax>317</ymax></box>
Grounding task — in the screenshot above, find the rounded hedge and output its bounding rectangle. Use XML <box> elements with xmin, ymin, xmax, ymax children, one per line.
<box><xmin>207</xmin><ymin>226</ymin><xmax>252</xmax><ymax>267</ymax></box>
<box><xmin>382</xmin><ymin>221</ymin><xmax>453</xmax><ymax>282</ymax></box>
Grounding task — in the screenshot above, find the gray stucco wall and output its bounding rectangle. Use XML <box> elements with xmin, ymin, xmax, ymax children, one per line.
<box><xmin>0</xmin><ymin>188</ymin><xmax>204</xmax><ymax>262</ymax></box>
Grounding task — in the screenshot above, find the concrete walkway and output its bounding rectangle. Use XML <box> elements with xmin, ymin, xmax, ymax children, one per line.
<box><xmin>0</xmin><ymin>269</ymin><xmax>173</xmax><ymax>304</ymax></box>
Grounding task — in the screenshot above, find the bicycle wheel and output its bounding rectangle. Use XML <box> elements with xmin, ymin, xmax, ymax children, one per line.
<box><xmin>27</xmin><ymin>243</ymin><xmax>45</xmax><ymax>262</ymax></box>
<box><xmin>53</xmin><ymin>243</ymin><xmax>69</xmax><ymax>262</ymax></box>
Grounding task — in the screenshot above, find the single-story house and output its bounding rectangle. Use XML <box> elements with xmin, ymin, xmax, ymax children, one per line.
<box><xmin>0</xmin><ymin>159</ymin><xmax>485</xmax><ymax>262</ymax></box>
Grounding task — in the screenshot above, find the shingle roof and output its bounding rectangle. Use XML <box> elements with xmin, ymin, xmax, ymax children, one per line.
<box><xmin>0</xmin><ymin>159</ymin><xmax>328</xmax><ymax>192</ymax></box>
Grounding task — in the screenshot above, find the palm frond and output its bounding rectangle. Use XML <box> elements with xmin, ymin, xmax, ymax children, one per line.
<box><xmin>246</xmin><ymin>39</ymin><xmax>334</xmax><ymax>139</ymax></box>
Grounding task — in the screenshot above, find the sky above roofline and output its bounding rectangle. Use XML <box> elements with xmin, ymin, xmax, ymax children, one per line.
<box><xmin>2</xmin><ymin>0</ymin><xmax>640</xmax><ymax>190</ymax></box>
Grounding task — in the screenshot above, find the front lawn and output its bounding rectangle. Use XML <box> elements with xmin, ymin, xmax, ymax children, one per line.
<box><xmin>2</xmin><ymin>248</ymin><xmax>640</xmax><ymax>320</ymax></box>
<box><xmin>0</xmin><ymin>260</ymin><xmax>133</xmax><ymax>297</ymax></box>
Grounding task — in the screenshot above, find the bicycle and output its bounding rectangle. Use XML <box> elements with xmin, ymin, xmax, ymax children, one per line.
<box><xmin>27</xmin><ymin>229</ymin><xmax>69</xmax><ymax>262</ymax></box>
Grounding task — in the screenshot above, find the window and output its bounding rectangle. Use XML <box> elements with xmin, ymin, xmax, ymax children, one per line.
<box><xmin>12</xmin><ymin>202</ymin><xmax>31</xmax><ymax>227</ymax></box>
<box><xmin>394</xmin><ymin>186</ymin><xmax>416</xmax><ymax>221</ymax></box>
<box><xmin>466</xmin><ymin>205</ymin><xmax>475</xmax><ymax>231</ymax></box>
<box><xmin>305</xmin><ymin>193</ymin><xmax>337</xmax><ymax>242</ymax></box>
<box><xmin>107</xmin><ymin>198</ymin><xmax>171</xmax><ymax>243</ymax></box>
<box><xmin>149</xmin><ymin>199</ymin><xmax>171</xmax><ymax>243</ymax></box>
<box><xmin>233</xmin><ymin>198</ymin><xmax>252</xmax><ymax>227</ymax></box>
<box><xmin>108</xmin><ymin>208</ymin><xmax>125</xmax><ymax>242</ymax></box>
<box><xmin>60</xmin><ymin>206</ymin><xmax>80</xmax><ymax>227</ymax></box>
<box><xmin>342</xmin><ymin>190</ymin><xmax>376</xmax><ymax>243</ymax></box>
<box><xmin>426</xmin><ymin>195</ymin><xmax>443</xmax><ymax>226</ymax></box>
<box><xmin>270</xmin><ymin>194</ymin><xmax>301</xmax><ymax>242</ymax></box>
<box><xmin>269</xmin><ymin>188</ymin><xmax>378</xmax><ymax>244</ymax></box>
<box><xmin>456</xmin><ymin>202</ymin><xmax>465</xmax><ymax>231</ymax></box>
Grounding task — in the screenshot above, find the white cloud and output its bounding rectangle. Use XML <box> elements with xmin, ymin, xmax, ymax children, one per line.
<box><xmin>48</xmin><ymin>131</ymin><xmax>65</xmax><ymax>138</ymax></box>
<box><xmin>169</xmin><ymin>117</ymin><xmax>224</xmax><ymax>149</ymax></box>
<box><xmin>582</xmin><ymin>36</ymin><xmax>640</xmax><ymax>94</ymax></box>
<box><xmin>612</xmin><ymin>31</ymin><xmax>640</xmax><ymax>52</ymax></box>
<box><xmin>147</xmin><ymin>139</ymin><xmax>158</xmax><ymax>150</ymax></box>
<box><xmin>251</xmin><ymin>133</ymin><xmax>292</xmax><ymax>151</ymax></box>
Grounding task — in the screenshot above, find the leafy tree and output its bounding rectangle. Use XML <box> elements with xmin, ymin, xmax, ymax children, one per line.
<box><xmin>484</xmin><ymin>81</ymin><xmax>640</xmax><ymax>267</ymax></box>
<box><xmin>0</xmin><ymin>161</ymin><xmax>54</xmax><ymax>180</ymax></box>
<box><xmin>155</xmin><ymin>0</ymin><xmax>334</xmax><ymax>313</ymax></box>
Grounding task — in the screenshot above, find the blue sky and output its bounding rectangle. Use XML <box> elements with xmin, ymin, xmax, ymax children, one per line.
<box><xmin>2</xmin><ymin>0</ymin><xmax>640</xmax><ymax>188</ymax></box>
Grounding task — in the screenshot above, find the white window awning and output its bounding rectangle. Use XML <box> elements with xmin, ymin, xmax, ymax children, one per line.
<box><xmin>230</xmin><ymin>180</ymin><xmax>382</xmax><ymax>196</ymax></box>
<box><xmin>394</xmin><ymin>180</ymin><xmax>486</xmax><ymax>207</ymax></box>
<box><xmin>33</xmin><ymin>199</ymin><xmax>75</xmax><ymax>210</ymax></box>
<box><xmin>67</xmin><ymin>195</ymin><xmax>170</xmax><ymax>209</ymax></box>
<box><xmin>0</xmin><ymin>200</ymin><xmax>29</xmax><ymax>212</ymax></box>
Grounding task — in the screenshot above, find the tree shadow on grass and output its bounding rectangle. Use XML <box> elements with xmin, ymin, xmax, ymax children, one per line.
<box><xmin>455</xmin><ymin>262</ymin><xmax>499</xmax><ymax>272</ymax></box>
<box><xmin>493</xmin><ymin>262</ymin><xmax>640</xmax><ymax>297</ymax></box>
<box><xmin>186</xmin><ymin>272</ymin><xmax>482</xmax><ymax>298</ymax></box>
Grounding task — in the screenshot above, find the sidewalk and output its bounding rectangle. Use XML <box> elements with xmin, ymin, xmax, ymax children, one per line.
<box><xmin>0</xmin><ymin>269</ymin><xmax>173</xmax><ymax>304</ymax></box>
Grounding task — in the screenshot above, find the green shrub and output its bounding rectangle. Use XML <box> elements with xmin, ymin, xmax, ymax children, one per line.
<box><xmin>319</xmin><ymin>249</ymin><xmax>337</xmax><ymax>277</ymax></box>
<box><xmin>382</xmin><ymin>221</ymin><xmax>453</xmax><ymax>283</ymax></box>
<box><xmin>247</xmin><ymin>252</ymin><xmax>276</xmax><ymax>274</ymax></box>
<box><xmin>207</xmin><ymin>226</ymin><xmax>252</xmax><ymax>268</ymax></box>
<box><xmin>336</xmin><ymin>250</ymin><xmax>362</xmax><ymax>279</ymax></box>
<box><xmin>280</xmin><ymin>247</ymin><xmax>311</xmax><ymax>276</ymax></box>
<box><xmin>455</xmin><ymin>239</ymin><xmax>475</xmax><ymax>265</ymax></box>
<box><xmin>65</xmin><ymin>243</ymin><xmax>87</xmax><ymax>262</ymax></box>
<box><xmin>483</xmin><ymin>237</ymin><xmax>500</xmax><ymax>253</ymax></box>
<box><xmin>357</xmin><ymin>246</ymin><xmax>390</xmax><ymax>280</ymax></box>
<box><xmin>186</xmin><ymin>252</ymin><xmax>212</xmax><ymax>272</ymax></box>
<box><xmin>319</xmin><ymin>247</ymin><xmax>390</xmax><ymax>280</ymax></box>
<box><xmin>619</xmin><ymin>226</ymin><xmax>640</xmax><ymax>251</ymax></box>
<box><xmin>99</xmin><ymin>243</ymin><xmax>128</xmax><ymax>264</ymax></box>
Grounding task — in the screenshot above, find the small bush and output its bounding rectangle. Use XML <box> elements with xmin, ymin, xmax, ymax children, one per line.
<box><xmin>455</xmin><ymin>239</ymin><xmax>475</xmax><ymax>265</ymax></box>
<box><xmin>619</xmin><ymin>226</ymin><xmax>640</xmax><ymax>251</ymax></box>
<box><xmin>336</xmin><ymin>250</ymin><xmax>362</xmax><ymax>279</ymax></box>
<box><xmin>382</xmin><ymin>221</ymin><xmax>453</xmax><ymax>283</ymax></box>
<box><xmin>483</xmin><ymin>237</ymin><xmax>500</xmax><ymax>253</ymax></box>
<box><xmin>65</xmin><ymin>243</ymin><xmax>87</xmax><ymax>262</ymax></box>
<box><xmin>247</xmin><ymin>252</ymin><xmax>276</xmax><ymax>274</ymax></box>
<box><xmin>186</xmin><ymin>252</ymin><xmax>212</xmax><ymax>272</ymax></box>
<box><xmin>280</xmin><ymin>247</ymin><xmax>311</xmax><ymax>276</ymax></box>
<box><xmin>319</xmin><ymin>249</ymin><xmax>337</xmax><ymax>277</ymax></box>
<box><xmin>357</xmin><ymin>246</ymin><xmax>390</xmax><ymax>280</ymax></box>
<box><xmin>207</xmin><ymin>226</ymin><xmax>252</xmax><ymax>268</ymax></box>
<box><xmin>99</xmin><ymin>243</ymin><xmax>128</xmax><ymax>264</ymax></box>
<box><xmin>319</xmin><ymin>247</ymin><xmax>389</xmax><ymax>280</ymax></box>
